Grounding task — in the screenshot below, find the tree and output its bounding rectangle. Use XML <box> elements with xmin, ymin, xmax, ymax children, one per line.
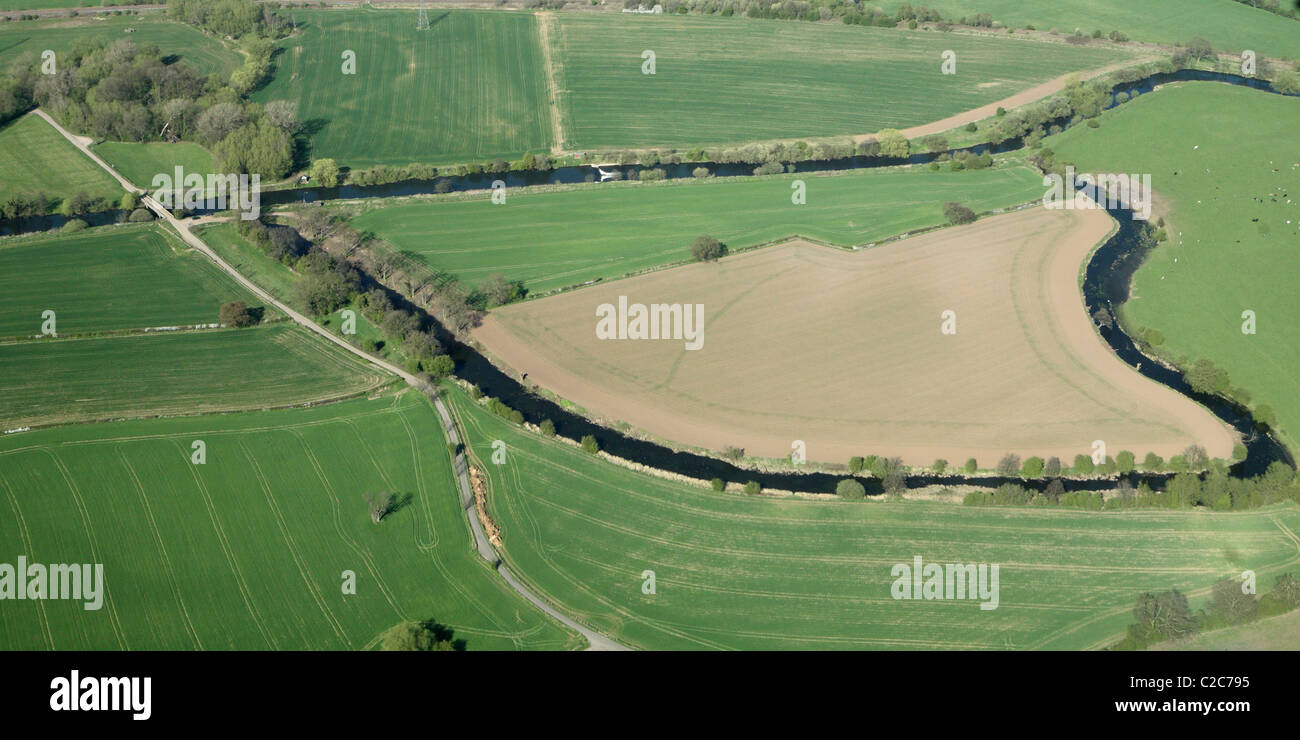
<box><xmin>1183</xmin><ymin>444</ymin><xmax>1209</xmax><ymax>471</ymax></box>
<box><xmin>932</xmin><ymin>458</ymin><xmax>947</xmax><ymax>474</ymax></box>
<box><xmin>540</xmin><ymin>418</ymin><xmax>556</xmax><ymax>437</ymax></box>
<box><xmin>710</xmin><ymin>477</ymin><xmax>725</xmax><ymax>492</ymax></box>
<box><xmin>848</xmin><ymin>456</ymin><xmax>865</xmax><ymax>474</ymax></box>
<box><xmin>1184</xmin><ymin>357</ymin><xmax>1230</xmax><ymax>395</ymax></box>
<box><xmin>1073</xmin><ymin>454</ymin><xmax>1095</xmax><ymax>475</ymax></box>
<box><xmin>1044</xmin><ymin>456</ymin><xmax>1062</xmax><ymax>477</ymax></box>
<box><xmin>1020</xmin><ymin>456</ymin><xmax>1044</xmax><ymax>478</ymax></box>
<box><xmin>1143</xmin><ymin>452</ymin><xmax>1164</xmax><ymax>472</ymax></box>
<box><xmin>743</xmin><ymin>481</ymin><xmax>762</xmax><ymax>495</ymax></box>
<box><xmin>964</xmin><ymin>457</ymin><xmax>978</xmax><ymax>474</ymax></box>
<box><xmin>424</xmin><ymin>354</ymin><xmax>454</xmax><ymax>378</ymax></box>
<box><xmin>1116</xmin><ymin>450</ymin><xmax>1136</xmax><ymax>474</ymax></box>
<box><xmin>366</xmin><ymin>491</ymin><xmax>396</xmax><ymax>523</ymax></box>
<box><xmin>689</xmin><ymin>234</ymin><xmax>725</xmax><ymax>262</ymax></box>
<box><xmin>836</xmin><ymin>478</ymin><xmax>866</xmax><ymax>500</ymax></box>
<box><xmin>1128</xmin><ymin>590</ymin><xmax>1196</xmax><ymax>646</ymax></box>
<box><xmin>482</xmin><ymin>273</ymin><xmax>523</xmax><ymax>306</ymax></box>
<box><xmin>1185</xmin><ymin>37</ymin><xmax>1214</xmax><ymax>61</ymax></box>
<box><xmin>196</xmin><ymin>102</ymin><xmax>246</xmax><ymax>145</ymax></box>
<box><xmin>218</xmin><ymin>301</ymin><xmax>258</xmax><ymax>327</ymax></box>
<box><xmin>263</xmin><ymin>100</ymin><xmax>300</xmax><ymax>133</ymax></box>
<box><xmin>379</xmin><ymin>620</ymin><xmax>457</xmax><ymax>651</ymax></box>
<box><xmin>308</xmin><ymin>158</ymin><xmax>340</xmax><ymax>187</ymax></box>
<box><xmin>580</xmin><ymin>435</ymin><xmax>599</xmax><ymax>454</ymax></box>
<box><xmin>1208</xmin><ymin>578</ymin><xmax>1257</xmax><ymax>625</ymax></box>
<box><xmin>943</xmin><ymin>202</ymin><xmax>976</xmax><ymax>225</ymax></box>
<box><xmin>996</xmin><ymin>453</ymin><xmax>1021</xmax><ymax>476</ymax></box>
<box><xmin>874</xmin><ymin>128</ymin><xmax>910</xmax><ymax>158</ymax></box>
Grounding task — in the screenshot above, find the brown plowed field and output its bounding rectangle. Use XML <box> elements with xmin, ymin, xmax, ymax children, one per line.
<box><xmin>475</xmin><ymin>206</ymin><xmax>1235</xmax><ymax>467</ymax></box>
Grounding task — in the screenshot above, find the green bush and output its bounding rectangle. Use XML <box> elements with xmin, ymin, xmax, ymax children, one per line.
<box><xmin>580</xmin><ymin>435</ymin><xmax>599</xmax><ymax>454</ymax></box>
<box><xmin>710</xmin><ymin>477</ymin><xmax>725</xmax><ymax>492</ymax></box>
<box><xmin>836</xmin><ymin>478</ymin><xmax>866</xmax><ymax>500</ymax></box>
<box><xmin>743</xmin><ymin>481</ymin><xmax>761</xmax><ymax>495</ymax></box>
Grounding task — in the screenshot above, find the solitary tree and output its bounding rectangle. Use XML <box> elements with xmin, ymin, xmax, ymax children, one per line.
<box><xmin>689</xmin><ymin>234</ymin><xmax>726</xmax><ymax>262</ymax></box>
<box><xmin>366</xmin><ymin>491</ymin><xmax>396</xmax><ymax>523</ymax></box>
<box><xmin>943</xmin><ymin>202</ymin><xmax>977</xmax><ymax>225</ymax></box>
<box><xmin>996</xmin><ymin>453</ymin><xmax>1021</xmax><ymax>476</ymax></box>
<box><xmin>218</xmin><ymin>301</ymin><xmax>258</xmax><ymax>327</ymax></box>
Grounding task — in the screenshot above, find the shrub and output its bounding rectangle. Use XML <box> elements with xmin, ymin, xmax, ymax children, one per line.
<box><xmin>932</xmin><ymin>458</ymin><xmax>947</xmax><ymax>474</ymax></box>
<box><xmin>964</xmin><ymin>458</ymin><xmax>978</xmax><ymax>474</ymax></box>
<box><xmin>692</xmin><ymin>166</ymin><xmax>710</xmax><ymax>178</ymax></box>
<box><xmin>710</xmin><ymin>477</ymin><xmax>725</xmax><ymax>492</ymax></box>
<box><xmin>743</xmin><ymin>481</ymin><xmax>761</xmax><ymax>495</ymax></box>
<box><xmin>580</xmin><ymin>435</ymin><xmax>599</xmax><ymax>454</ymax></box>
<box><xmin>848</xmin><ymin>456</ymin><xmax>865</xmax><ymax>474</ymax></box>
<box><xmin>540</xmin><ymin>419</ymin><xmax>556</xmax><ymax>437</ymax></box>
<box><xmin>127</xmin><ymin>208</ymin><xmax>154</xmax><ymax>222</ymax></box>
<box><xmin>1143</xmin><ymin>452</ymin><xmax>1164</xmax><ymax>472</ymax></box>
<box><xmin>836</xmin><ymin>478</ymin><xmax>866</xmax><ymax>500</ymax></box>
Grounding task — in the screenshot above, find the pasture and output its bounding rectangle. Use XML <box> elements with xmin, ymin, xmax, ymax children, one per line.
<box><xmin>0</xmin><ymin>324</ymin><xmax>391</xmax><ymax>428</ymax></box>
<box><xmin>0</xmin><ymin>14</ymin><xmax>242</xmax><ymax>76</ymax></box>
<box><xmin>0</xmin><ymin>114</ymin><xmax>122</xmax><ymax>210</ymax></box>
<box><xmin>450</xmin><ymin>386</ymin><xmax>1300</xmax><ymax>650</ymax></box>
<box><xmin>551</xmin><ymin>14</ymin><xmax>1135</xmax><ymax>150</ymax></box>
<box><xmin>878</xmin><ymin>0</ymin><xmax>1300</xmax><ymax>59</ymax></box>
<box><xmin>1046</xmin><ymin>83</ymin><xmax>1300</xmax><ymax>454</ymax></box>
<box><xmin>0</xmin><ymin>391</ymin><xmax>580</xmax><ymax>650</ymax></box>
<box><xmin>474</xmin><ymin>206</ymin><xmax>1236</xmax><ymax>467</ymax></box>
<box><xmin>254</xmin><ymin>8</ymin><xmax>553</xmax><ymax>167</ymax></box>
<box><xmin>353</xmin><ymin>164</ymin><xmax>1046</xmax><ymax>293</ymax></box>
<box><xmin>0</xmin><ymin>225</ymin><xmax>265</xmax><ymax>338</ymax></box>
<box><xmin>94</xmin><ymin>141</ymin><xmax>216</xmax><ymax>191</ymax></box>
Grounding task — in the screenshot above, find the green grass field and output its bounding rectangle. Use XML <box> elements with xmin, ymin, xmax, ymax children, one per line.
<box><xmin>449</xmin><ymin>386</ymin><xmax>1300</xmax><ymax>650</ymax></box>
<box><xmin>0</xmin><ymin>114</ymin><xmax>122</xmax><ymax>210</ymax></box>
<box><xmin>0</xmin><ymin>324</ymin><xmax>391</xmax><ymax>428</ymax></box>
<box><xmin>0</xmin><ymin>14</ymin><xmax>242</xmax><ymax>76</ymax></box>
<box><xmin>0</xmin><ymin>225</ymin><xmax>267</xmax><ymax>338</ymax></box>
<box><xmin>254</xmin><ymin>8</ymin><xmax>553</xmax><ymax>167</ymax></box>
<box><xmin>94</xmin><ymin>140</ymin><xmax>216</xmax><ymax>190</ymax></box>
<box><xmin>353</xmin><ymin>163</ymin><xmax>1046</xmax><ymax>293</ymax></box>
<box><xmin>0</xmin><ymin>390</ymin><xmax>580</xmax><ymax>650</ymax></box>
<box><xmin>879</xmin><ymin>0</ymin><xmax>1300</xmax><ymax>59</ymax></box>
<box><xmin>1046</xmin><ymin>83</ymin><xmax>1300</xmax><ymax>453</ymax></box>
<box><xmin>551</xmin><ymin>14</ymin><xmax>1135</xmax><ymax>151</ymax></box>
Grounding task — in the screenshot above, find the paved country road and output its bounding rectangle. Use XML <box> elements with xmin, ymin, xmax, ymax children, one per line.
<box><xmin>33</xmin><ymin>108</ymin><xmax>628</xmax><ymax>652</ymax></box>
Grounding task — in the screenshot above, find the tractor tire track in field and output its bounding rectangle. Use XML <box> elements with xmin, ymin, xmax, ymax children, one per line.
<box><xmin>117</xmin><ymin>450</ymin><xmax>206</xmax><ymax>650</ymax></box>
<box><xmin>2</xmin><ymin>477</ymin><xmax>54</xmax><ymax>650</ymax></box>
<box><xmin>239</xmin><ymin>441</ymin><xmax>352</xmax><ymax>648</ymax></box>
<box><xmin>42</xmin><ymin>450</ymin><xmax>129</xmax><ymax>649</ymax></box>
<box><xmin>174</xmin><ymin>440</ymin><xmax>279</xmax><ymax>650</ymax></box>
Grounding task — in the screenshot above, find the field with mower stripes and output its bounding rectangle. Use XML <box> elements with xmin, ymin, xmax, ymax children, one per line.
<box><xmin>0</xmin><ymin>114</ymin><xmax>122</xmax><ymax>211</ymax></box>
<box><xmin>0</xmin><ymin>391</ymin><xmax>579</xmax><ymax>650</ymax></box>
<box><xmin>354</xmin><ymin>164</ymin><xmax>1045</xmax><ymax>293</ymax></box>
<box><xmin>879</xmin><ymin>0</ymin><xmax>1300</xmax><ymax>59</ymax></box>
<box><xmin>0</xmin><ymin>14</ymin><xmax>242</xmax><ymax>76</ymax></box>
<box><xmin>551</xmin><ymin>14</ymin><xmax>1135</xmax><ymax>151</ymax></box>
<box><xmin>255</xmin><ymin>8</ymin><xmax>553</xmax><ymax>167</ymax></box>
<box><xmin>451</xmin><ymin>386</ymin><xmax>1300</xmax><ymax>650</ymax></box>
<box><xmin>0</xmin><ymin>225</ymin><xmax>265</xmax><ymax>339</ymax></box>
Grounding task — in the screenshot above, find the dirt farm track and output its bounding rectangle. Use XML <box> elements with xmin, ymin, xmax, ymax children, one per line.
<box><xmin>475</xmin><ymin>206</ymin><xmax>1236</xmax><ymax>467</ymax></box>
